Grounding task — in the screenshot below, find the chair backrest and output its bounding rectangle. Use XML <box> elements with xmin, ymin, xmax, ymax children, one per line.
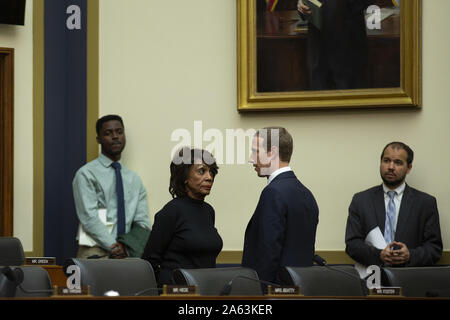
<box><xmin>382</xmin><ymin>266</ymin><xmax>450</xmax><ymax>297</ymax></box>
<box><xmin>0</xmin><ymin>237</ymin><xmax>25</xmax><ymax>266</ymax></box>
<box><xmin>173</xmin><ymin>267</ymin><xmax>263</xmax><ymax>296</ymax></box>
<box><xmin>15</xmin><ymin>266</ymin><xmax>52</xmax><ymax>297</ymax></box>
<box><xmin>64</xmin><ymin>258</ymin><xmax>158</xmax><ymax>296</ymax></box>
<box><xmin>0</xmin><ymin>266</ymin><xmax>52</xmax><ymax>297</ymax></box>
<box><xmin>279</xmin><ymin>266</ymin><xmax>364</xmax><ymax>296</ymax></box>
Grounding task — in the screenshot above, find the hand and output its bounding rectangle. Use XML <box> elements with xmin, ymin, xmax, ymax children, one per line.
<box><xmin>390</xmin><ymin>242</ymin><xmax>410</xmax><ymax>265</ymax></box>
<box><xmin>109</xmin><ymin>242</ymin><xmax>127</xmax><ymax>259</ymax></box>
<box><xmin>297</xmin><ymin>0</ymin><xmax>311</xmax><ymax>15</ymax></box>
<box><xmin>380</xmin><ymin>242</ymin><xmax>410</xmax><ymax>266</ymax></box>
<box><xmin>380</xmin><ymin>243</ymin><xmax>394</xmax><ymax>266</ymax></box>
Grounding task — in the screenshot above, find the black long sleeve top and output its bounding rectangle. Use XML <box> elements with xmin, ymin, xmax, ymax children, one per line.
<box><xmin>142</xmin><ymin>196</ymin><xmax>223</xmax><ymax>286</ymax></box>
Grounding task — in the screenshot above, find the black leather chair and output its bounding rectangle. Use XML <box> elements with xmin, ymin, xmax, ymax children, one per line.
<box><xmin>278</xmin><ymin>266</ymin><xmax>365</xmax><ymax>296</ymax></box>
<box><xmin>64</xmin><ymin>258</ymin><xmax>158</xmax><ymax>296</ymax></box>
<box><xmin>0</xmin><ymin>266</ymin><xmax>52</xmax><ymax>297</ymax></box>
<box><xmin>15</xmin><ymin>266</ymin><xmax>53</xmax><ymax>297</ymax></box>
<box><xmin>0</xmin><ymin>237</ymin><xmax>25</xmax><ymax>266</ymax></box>
<box><xmin>173</xmin><ymin>267</ymin><xmax>263</xmax><ymax>296</ymax></box>
<box><xmin>382</xmin><ymin>266</ymin><xmax>450</xmax><ymax>297</ymax></box>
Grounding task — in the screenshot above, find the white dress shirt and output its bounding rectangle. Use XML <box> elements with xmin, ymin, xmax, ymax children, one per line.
<box><xmin>267</xmin><ymin>166</ymin><xmax>292</xmax><ymax>185</ymax></box>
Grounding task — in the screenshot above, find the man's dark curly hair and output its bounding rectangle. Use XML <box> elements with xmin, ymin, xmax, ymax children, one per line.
<box><xmin>169</xmin><ymin>147</ymin><xmax>219</xmax><ymax>198</ymax></box>
<box><xmin>96</xmin><ymin>114</ymin><xmax>124</xmax><ymax>135</ymax></box>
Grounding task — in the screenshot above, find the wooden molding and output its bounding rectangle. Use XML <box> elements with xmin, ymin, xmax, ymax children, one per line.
<box><xmin>87</xmin><ymin>0</ymin><xmax>99</xmax><ymax>162</ymax></box>
<box><xmin>217</xmin><ymin>250</ymin><xmax>355</xmax><ymax>264</ymax></box>
<box><xmin>32</xmin><ymin>0</ymin><xmax>45</xmax><ymax>256</ymax></box>
<box><xmin>0</xmin><ymin>47</ymin><xmax>14</xmax><ymax>237</ymax></box>
<box><xmin>217</xmin><ymin>250</ymin><xmax>450</xmax><ymax>265</ymax></box>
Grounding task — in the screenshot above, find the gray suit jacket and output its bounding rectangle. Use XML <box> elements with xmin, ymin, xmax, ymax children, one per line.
<box><xmin>345</xmin><ymin>184</ymin><xmax>443</xmax><ymax>267</ymax></box>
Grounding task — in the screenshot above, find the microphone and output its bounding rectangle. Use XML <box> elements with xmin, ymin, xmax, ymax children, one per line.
<box><xmin>219</xmin><ymin>275</ymin><xmax>278</xmax><ymax>296</ymax></box>
<box><xmin>16</xmin><ymin>284</ymin><xmax>54</xmax><ymax>295</ymax></box>
<box><xmin>133</xmin><ymin>286</ymin><xmax>163</xmax><ymax>296</ymax></box>
<box><xmin>312</xmin><ymin>255</ymin><xmax>327</xmax><ymax>267</ymax></box>
<box><xmin>313</xmin><ymin>254</ymin><xmax>369</xmax><ymax>296</ymax></box>
<box><xmin>1</xmin><ymin>266</ymin><xmax>24</xmax><ymax>284</ymax></box>
<box><xmin>0</xmin><ymin>267</ymin><xmax>24</xmax><ymax>297</ymax></box>
<box><xmin>425</xmin><ymin>290</ymin><xmax>450</xmax><ymax>298</ymax></box>
<box><xmin>313</xmin><ymin>254</ymin><xmax>361</xmax><ymax>279</ymax></box>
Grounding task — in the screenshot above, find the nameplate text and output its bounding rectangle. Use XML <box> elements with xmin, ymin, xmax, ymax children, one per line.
<box><xmin>162</xmin><ymin>285</ymin><xmax>198</xmax><ymax>296</ymax></box>
<box><xmin>25</xmin><ymin>257</ymin><xmax>56</xmax><ymax>265</ymax></box>
<box><xmin>370</xmin><ymin>287</ymin><xmax>402</xmax><ymax>296</ymax></box>
<box><xmin>267</xmin><ymin>285</ymin><xmax>302</xmax><ymax>296</ymax></box>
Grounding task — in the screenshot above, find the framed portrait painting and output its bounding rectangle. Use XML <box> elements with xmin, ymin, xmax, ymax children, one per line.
<box><xmin>237</xmin><ymin>0</ymin><xmax>421</xmax><ymax>111</ymax></box>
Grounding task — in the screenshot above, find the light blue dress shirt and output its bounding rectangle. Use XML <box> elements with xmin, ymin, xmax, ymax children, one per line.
<box><xmin>72</xmin><ymin>153</ymin><xmax>150</xmax><ymax>250</ymax></box>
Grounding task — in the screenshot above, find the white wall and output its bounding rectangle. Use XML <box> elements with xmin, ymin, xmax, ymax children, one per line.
<box><xmin>0</xmin><ymin>1</ymin><xmax>33</xmax><ymax>251</ymax></box>
<box><xmin>103</xmin><ymin>0</ymin><xmax>449</xmax><ymax>252</ymax></box>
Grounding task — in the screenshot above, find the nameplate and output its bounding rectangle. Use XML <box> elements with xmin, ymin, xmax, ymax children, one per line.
<box><xmin>25</xmin><ymin>257</ymin><xmax>56</xmax><ymax>265</ymax></box>
<box><xmin>370</xmin><ymin>287</ymin><xmax>402</xmax><ymax>297</ymax></box>
<box><xmin>267</xmin><ymin>285</ymin><xmax>303</xmax><ymax>296</ymax></box>
<box><xmin>53</xmin><ymin>286</ymin><xmax>90</xmax><ymax>296</ymax></box>
<box><xmin>162</xmin><ymin>285</ymin><xmax>198</xmax><ymax>296</ymax></box>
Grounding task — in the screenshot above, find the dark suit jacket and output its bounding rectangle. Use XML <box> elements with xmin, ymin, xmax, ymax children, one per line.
<box><xmin>345</xmin><ymin>184</ymin><xmax>443</xmax><ymax>267</ymax></box>
<box><xmin>242</xmin><ymin>171</ymin><xmax>319</xmax><ymax>283</ymax></box>
<box><xmin>305</xmin><ymin>0</ymin><xmax>374</xmax><ymax>90</ymax></box>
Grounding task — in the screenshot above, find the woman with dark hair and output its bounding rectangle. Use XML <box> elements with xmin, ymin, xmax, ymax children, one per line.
<box><xmin>142</xmin><ymin>147</ymin><xmax>223</xmax><ymax>286</ymax></box>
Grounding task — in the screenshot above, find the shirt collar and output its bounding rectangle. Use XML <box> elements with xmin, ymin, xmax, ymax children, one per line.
<box><xmin>382</xmin><ymin>181</ymin><xmax>406</xmax><ymax>196</ymax></box>
<box><xmin>267</xmin><ymin>166</ymin><xmax>292</xmax><ymax>185</ymax></box>
<box><xmin>98</xmin><ymin>153</ymin><xmax>121</xmax><ymax>168</ymax></box>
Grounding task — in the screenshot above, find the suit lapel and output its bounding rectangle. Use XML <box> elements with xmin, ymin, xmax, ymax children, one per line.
<box><xmin>394</xmin><ymin>184</ymin><xmax>413</xmax><ymax>241</ymax></box>
<box><xmin>372</xmin><ymin>185</ymin><xmax>386</xmax><ymax>233</ymax></box>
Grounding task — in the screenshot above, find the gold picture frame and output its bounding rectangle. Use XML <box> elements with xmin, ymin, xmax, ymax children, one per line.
<box><xmin>237</xmin><ymin>0</ymin><xmax>421</xmax><ymax>111</ymax></box>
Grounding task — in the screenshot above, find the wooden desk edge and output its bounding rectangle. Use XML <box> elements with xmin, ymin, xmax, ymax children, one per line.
<box><xmin>2</xmin><ymin>296</ymin><xmax>450</xmax><ymax>301</ymax></box>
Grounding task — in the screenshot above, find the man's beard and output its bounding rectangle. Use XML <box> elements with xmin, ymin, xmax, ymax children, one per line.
<box><xmin>381</xmin><ymin>174</ymin><xmax>406</xmax><ymax>188</ymax></box>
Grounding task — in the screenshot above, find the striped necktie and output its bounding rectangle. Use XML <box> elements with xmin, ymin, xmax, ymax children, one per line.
<box><xmin>384</xmin><ymin>191</ymin><xmax>396</xmax><ymax>244</ymax></box>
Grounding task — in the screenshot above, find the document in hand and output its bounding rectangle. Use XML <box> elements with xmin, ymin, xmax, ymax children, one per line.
<box><xmin>355</xmin><ymin>227</ymin><xmax>387</xmax><ymax>278</ymax></box>
<box><xmin>77</xmin><ymin>209</ymin><xmax>114</xmax><ymax>247</ymax></box>
<box><xmin>304</xmin><ymin>0</ymin><xmax>322</xmax><ymax>30</ymax></box>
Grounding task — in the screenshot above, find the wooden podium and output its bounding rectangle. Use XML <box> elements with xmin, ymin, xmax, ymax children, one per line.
<box><xmin>42</xmin><ymin>265</ymin><xmax>67</xmax><ymax>287</ymax></box>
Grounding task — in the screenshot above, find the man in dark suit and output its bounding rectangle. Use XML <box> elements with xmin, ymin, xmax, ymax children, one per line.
<box><xmin>242</xmin><ymin>127</ymin><xmax>319</xmax><ymax>284</ymax></box>
<box><xmin>345</xmin><ymin>142</ymin><xmax>443</xmax><ymax>267</ymax></box>
<box><xmin>298</xmin><ymin>0</ymin><xmax>374</xmax><ymax>90</ymax></box>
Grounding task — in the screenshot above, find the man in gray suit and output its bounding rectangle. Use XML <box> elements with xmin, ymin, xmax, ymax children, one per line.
<box><xmin>345</xmin><ymin>142</ymin><xmax>442</xmax><ymax>267</ymax></box>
